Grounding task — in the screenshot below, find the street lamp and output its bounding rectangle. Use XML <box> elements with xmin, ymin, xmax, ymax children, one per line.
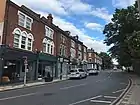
<box><xmin>23</xmin><ymin>56</ymin><xmax>28</xmax><ymax>86</ymax></box>
<box><xmin>59</xmin><ymin>57</ymin><xmax>63</xmax><ymax>80</ymax></box>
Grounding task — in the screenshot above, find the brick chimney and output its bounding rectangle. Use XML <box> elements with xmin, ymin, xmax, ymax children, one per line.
<box><xmin>47</xmin><ymin>14</ymin><xmax>53</xmax><ymax>24</ymax></box>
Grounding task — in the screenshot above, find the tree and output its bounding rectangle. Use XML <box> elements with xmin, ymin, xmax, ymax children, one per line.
<box><xmin>99</xmin><ymin>52</ymin><xmax>113</xmax><ymax>70</ymax></box>
<box><xmin>103</xmin><ymin>2</ymin><xmax>140</xmax><ymax>67</ymax></box>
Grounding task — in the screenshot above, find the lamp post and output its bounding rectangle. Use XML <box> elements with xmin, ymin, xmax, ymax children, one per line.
<box><xmin>23</xmin><ymin>56</ymin><xmax>28</xmax><ymax>86</ymax></box>
<box><xmin>59</xmin><ymin>57</ymin><xmax>63</xmax><ymax>80</ymax></box>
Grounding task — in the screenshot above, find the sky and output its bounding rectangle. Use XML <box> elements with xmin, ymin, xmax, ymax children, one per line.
<box><xmin>11</xmin><ymin>0</ymin><xmax>136</xmax><ymax>53</ymax></box>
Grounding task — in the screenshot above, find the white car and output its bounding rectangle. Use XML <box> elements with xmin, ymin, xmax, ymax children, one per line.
<box><xmin>68</xmin><ymin>68</ymin><xmax>87</xmax><ymax>79</ymax></box>
<box><xmin>88</xmin><ymin>69</ymin><xmax>99</xmax><ymax>75</ymax></box>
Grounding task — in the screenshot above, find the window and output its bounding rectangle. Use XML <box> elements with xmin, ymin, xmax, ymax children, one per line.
<box><xmin>61</xmin><ymin>35</ymin><xmax>65</xmax><ymax>43</ymax></box>
<box><xmin>70</xmin><ymin>48</ymin><xmax>76</xmax><ymax>58</ymax></box>
<box><xmin>47</xmin><ymin>44</ymin><xmax>50</xmax><ymax>53</ymax></box>
<box><xmin>13</xmin><ymin>32</ymin><xmax>20</xmax><ymax>48</ymax></box>
<box><xmin>18</xmin><ymin>13</ymin><xmax>25</xmax><ymax>27</ymax></box>
<box><xmin>21</xmin><ymin>36</ymin><xmax>26</xmax><ymax>49</ymax></box>
<box><xmin>60</xmin><ymin>44</ymin><xmax>66</xmax><ymax>56</ymax></box>
<box><xmin>18</xmin><ymin>11</ymin><xmax>33</xmax><ymax>30</ymax></box>
<box><xmin>60</xmin><ymin>44</ymin><xmax>62</xmax><ymax>55</ymax></box>
<box><xmin>71</xmin><ymin>40</ymin><xmax>75</xmax><ymax>48</ymax></box>
<box><xmin>26</xmin><ymin>17</ymin><xmax>32</xmax><ymax>30</ymax></box>
<box><xmin>27</xmin><ymin>38</ymin><xmax>32</xmax><ymax>50</ymax></box>
<box><xmin>42</xmin><ymin>38</ymin><xmax>54</xmax><ymax>55</ymax></box>
<box><xmin>84</xmin><ymin>47</ymin><xmax>86</xmax><ymax>52</ymax></box>
<box><xmin>13</xmin><ymin>28</ymin><xmax>34</xmax><ymax>51</ymax></box>
<box><xmin>78</xmin><ymin>44</ymin><xmax>81</xmax><ymax>51</ymax></box>
<box><xmin>45</xmin><ymin>26</ymin><xmax>54</xmax><ymax>39</ymax></box>
<box><xmin>89</xmin><ymin>58</ymin><xmax>92</xmax><ymax>62</ymax></box>
<box><xmin>43</xmin><ymin>43</ymin><xmax>46</xmax><ymax>52</ymax></box>
<box><xmin>89</xmin><ymin>53</ymin><xmax>92</xmax><ymax>57</ymax></box>
<box><xmin>50</xmin><ymin>45</ymin><xmax>53</xmax><ymax>54</ymax></box>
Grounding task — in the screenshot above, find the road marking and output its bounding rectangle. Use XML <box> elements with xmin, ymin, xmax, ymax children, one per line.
<box><xmin>104</xmin><ymin>96</ymin><xmax>117</xmax><ymax>99</ymax></box>
<box><xmin>90</xmin><ymin>100</ymin><xmax>112</xmax><ymax>104</ymax></box>
<box><xmin>113</xmin><ymin>89</ymin><xmax>125</xmax><ymax>93</ymax></box>
<box><xmin>60</xmin><ymin>83</ymin><xmax>86</xmax><ymax>90</ymax></box>
<box><xmin>69</xmin><ymin>95</ymin><xmax>102</xmax><ymax>105</ymax></box>
<box><xmin>0</xmin><ymin>92</ymin><xmax>37</xmax><ymax>101</ymax></box>
<box><xmin>120</xmin><ymin>83</ymin><xmax>127</xmax><ymax>85</ymax></box>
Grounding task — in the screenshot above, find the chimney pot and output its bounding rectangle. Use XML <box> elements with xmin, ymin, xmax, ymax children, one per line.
<box><xmin>47</xmin><ymin>14</ymin><xmax>53</xmax><ymax>24</ymax></box>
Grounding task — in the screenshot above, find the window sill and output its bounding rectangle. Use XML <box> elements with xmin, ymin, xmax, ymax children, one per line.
<box><xmin>17</xmin><ymin>24</ymin><xmax>32</xmax><ymax>32</ymax></box>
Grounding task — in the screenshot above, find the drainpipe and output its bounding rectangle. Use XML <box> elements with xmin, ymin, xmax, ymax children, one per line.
<box><xmin>3</xmin><ymin>0</ymin><xmax>9</xmax><ymax>45</ymax></box>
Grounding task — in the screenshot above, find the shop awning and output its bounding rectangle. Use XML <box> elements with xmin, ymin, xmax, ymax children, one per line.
<box><xmin>39</xmin><ymin>53</ymin><xmax>57</xmax><ymax>62</ymax></box>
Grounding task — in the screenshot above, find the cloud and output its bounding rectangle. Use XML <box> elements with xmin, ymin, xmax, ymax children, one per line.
<box><xmin>12</xmin><ymin>0</ymin><xmax>112</xmax><ymax>22</ymax></box>
<box><xmin>38</xmin><ymin>11</ymin><xmax>109</xmax><ymax>52</ymax></box>
<box><xmin>90</xmin><ymin>8</ymin><xmax>113</xmax><ymax>22</ymax></box>
<box><xmin>85</xmin><ymin>22</ymin><xmax>103</xmax><ymax>32</ymax></box>
<box><xmin>112</xmin><ymin>0</ymin><xmax>136</xmax><ymax>8</ymax></box>
<box><xmin>12</xmin><ymin>0</ymin><xmax>67</xmax><ymax>15</ymax></box>
<box><xmin>53</xmin><ymin>16</ymin><xmax>109</xmax><ymax>52</ymax></box>
<box><xmin>60</xmin><ymin>0</ymin><xmax>92</xmax><ymax>14</ymax></box>
<box><xmin>11</xmin><ymin>0</ymin><xmax>110</xmax><ymax>52</ymax></box>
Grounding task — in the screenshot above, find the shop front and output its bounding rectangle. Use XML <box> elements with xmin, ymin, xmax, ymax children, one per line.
<box><xmin>57</xmin><ymin>57</ymin><xmax>70</xmax><ymax>79</ymax></box>
<box><xmin>0</xmin><ymin>46</ymin><xmax>37</xmax><ymax>84</ymax></box>
<box><xmin>38</xmin><ymin>53</ymin><xmax>57</xmax><ymax>80</ymax></box>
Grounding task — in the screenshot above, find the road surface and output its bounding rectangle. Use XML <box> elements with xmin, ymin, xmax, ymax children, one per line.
<box><xmin>0</xmin><ymin>71</ymin><xmax>129</xmax><ymax>105</ymax></box>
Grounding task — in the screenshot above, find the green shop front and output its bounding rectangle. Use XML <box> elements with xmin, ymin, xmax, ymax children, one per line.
<box><xmin>38</xmin><ymin>53</ymin><xmax>58</xmax><ymax>79</ymax></box>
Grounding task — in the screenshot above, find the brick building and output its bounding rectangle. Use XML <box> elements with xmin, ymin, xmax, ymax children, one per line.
<box><xmin>70</xmin><ymin>35</ymin><xmax>88</xmax><ymax>70</ymax></box>
<box><xmin>87</xmin><ymin>48</ymin><xmax>102</xmax><ymax>70</ymax></box>
<box><xmin>0</xmin><ymin>0</ymin><xmax>89</xmax><ymax>83</ymax></box>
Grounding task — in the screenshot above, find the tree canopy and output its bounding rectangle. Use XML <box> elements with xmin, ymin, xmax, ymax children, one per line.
<box><xmin>99</xmin><ymin>52</ymin><xmax>113</xmax><ymax>69</ymax></box>
<box><xmin>103</xmin><ymin>2</ymin><xmax>140</xmax><ymax>67</ymax></box>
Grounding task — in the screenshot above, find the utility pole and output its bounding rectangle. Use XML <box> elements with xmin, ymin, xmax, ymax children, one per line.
<box><xmin>23</xmin><ymin>56</ymin><xmax>28</xmax><ymax>86</ymax></box>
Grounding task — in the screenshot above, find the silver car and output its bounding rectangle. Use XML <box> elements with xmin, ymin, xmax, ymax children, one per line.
<box><xmin>68</xmin><ymin>68</ymin><xmax>87</xmax><ymax>79</ymax></box>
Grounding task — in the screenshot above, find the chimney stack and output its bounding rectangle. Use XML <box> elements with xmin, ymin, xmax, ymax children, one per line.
<box><xmin>47</xmin><ymin>14</ymin><xmax>53</xmax><ymax>24</ymax></box>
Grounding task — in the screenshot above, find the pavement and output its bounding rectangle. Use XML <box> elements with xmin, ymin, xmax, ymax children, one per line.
<box><xmin>118</xmin><ymin>74</ymin><xmax>140</xmax><ymax>105</ymax></box>
<box><xmin>0</xmin><ymin>78</ymin><xmax>67</xmax><ymax>92</ymax></box>
<box><xmin>0</xmin><ymin>71</ymin><xmax>130</xmax><ymax>105</ymax></box>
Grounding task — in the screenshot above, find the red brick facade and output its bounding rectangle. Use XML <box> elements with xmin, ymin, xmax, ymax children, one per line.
<box><xmin>1</xmin><ymin>0</ymin><xmax>88</xmax><ymax>61</ymax></box>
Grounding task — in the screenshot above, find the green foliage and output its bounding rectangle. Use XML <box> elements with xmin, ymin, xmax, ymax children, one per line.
<box><xmin>99</xmin><ymin>52</ymin><xmax>113</xmax><ymax>69</ymax></box>
<box><xmin>103</xmin><ymin>2</ymin><xmax>140</xmax><ymax>67</ymax></box>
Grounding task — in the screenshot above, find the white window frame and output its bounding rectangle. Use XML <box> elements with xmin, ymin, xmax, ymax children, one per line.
<box><xmin>89</xmin><ymin>53</ymin><xmax>92</xmax><ymax>57</ymax></box>
<box><xmin>71</xmin><ymin>40</ymin><xmax>75</xmax><ymax>48</ymax></box>
<box><xmin>45</xmin><ymin>26</ymin><xmax>54</xmax><ymax>39</ymax></box>
<box><xmin>70</xmin><ymin>48</ymin><xmax>76</xmax><ymax>58</ymax></box>
<box><xmin>84</xmin><ymin>47</ymin><xmax>86</xmax><ymax>52</ymax></box>
<box><xmin>13</xmin><ymin>28</ymin><xmax>34</xmax><ymax>51</ymax></box>
<box><xmin>60</xmin><ymin>44</ymin><xmax>66</xmax><ymax>56</ymax></box>
<box><xmin>78</xmin><ymin>44</ymin><xmax>81</xmax><ymax>51</ymax></box>
<box><xmin>18</xmin><ymin>11</ymin><xmax>33</xmax><ymax>30</ymax></box>
<box><xmin>43</xmin><ymin>38</ymin><xmax>54</xmax><ymax>55</ymax></box>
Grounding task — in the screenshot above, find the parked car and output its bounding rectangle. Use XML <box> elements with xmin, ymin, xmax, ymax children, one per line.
<box><xmin>87</xmin><ymin>69</ymin><xmax>99</xmax><ymax>75</ymax></box>
<box><xmin>68</xmin><ymin>68</ymin><xmax>87</xmax><ymax>79</ymax></box>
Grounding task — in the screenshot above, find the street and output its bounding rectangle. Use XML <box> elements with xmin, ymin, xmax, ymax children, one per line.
<box><xmin>0</xmin><ymin>71</ymin><xmax>129</xmax><ymax>105</ymax></box>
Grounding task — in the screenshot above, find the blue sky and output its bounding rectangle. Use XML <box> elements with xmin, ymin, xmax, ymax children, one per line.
<box><xmin>12</xmin><ymin>0</ymin><xmax>135</xmax><ymax>53</ymax></box>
